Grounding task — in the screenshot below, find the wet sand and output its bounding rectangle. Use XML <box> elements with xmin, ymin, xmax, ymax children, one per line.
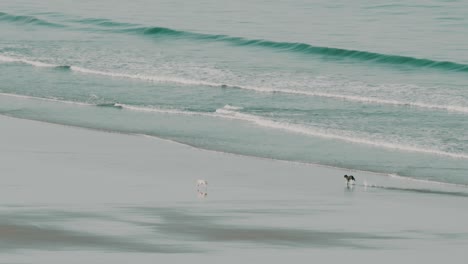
<box><xmin>1</xmin><ymin>115</ymin><xmax>467</xmax><ymax>263</ymax></box>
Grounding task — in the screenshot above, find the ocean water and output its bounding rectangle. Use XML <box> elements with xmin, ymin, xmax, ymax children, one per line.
<box><xmin>1</xmin><ymin>0</ymin><xmax>468</xmax><ymax>185</ymax></box>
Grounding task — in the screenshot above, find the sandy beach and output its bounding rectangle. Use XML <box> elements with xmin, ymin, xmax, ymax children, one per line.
<box><xmin>2</xmin><ymin>0</ymin><xmax>468</xmax><ymax>262</ymax></box>
<box><xmin>1</xmin><ymin>114</ymin><xmax>467</xmax><ymax>263</ymax></box>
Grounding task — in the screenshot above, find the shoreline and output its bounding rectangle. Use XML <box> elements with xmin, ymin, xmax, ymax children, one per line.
<box><xmin>1</xmin><ymin>113</ymin><xmax>465</xmax><ymax>189</ymax></box>
<box><xmin>2</xmin><ymin>108</ymin><xmax>468</xmax><ymax>262</ymax></box>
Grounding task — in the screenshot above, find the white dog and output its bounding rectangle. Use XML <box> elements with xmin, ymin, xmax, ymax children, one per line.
<box><xmin>196</xmin><ymin>179</ymin><xmax>208</xmax><ymax>187</ymax></box>
<box><xmin>196</xmin><ymin>180</ymin><xmax>208</xmax><ymax>198</ymax></box>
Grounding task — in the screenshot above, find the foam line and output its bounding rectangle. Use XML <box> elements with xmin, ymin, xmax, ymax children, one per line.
<box><xmin>2</xmin><ymin>54</ymin><xmax>466</xmax><ymax>114</ymax></box>
<box><xmin>214</xmin><ymin>106</ymin><xmax>468</xmax><ymax>160</ymax></box>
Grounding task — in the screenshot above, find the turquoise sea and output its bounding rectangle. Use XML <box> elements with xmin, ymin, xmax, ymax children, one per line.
<box><xmin>1</xmin><ymin>0</ymin><xmax>468</xmax><ymax>185</ymax></box>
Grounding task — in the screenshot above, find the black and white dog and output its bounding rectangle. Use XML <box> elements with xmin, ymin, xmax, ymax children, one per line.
<box><xmin>344</xmin><ymin>175</ymin><xmax>356</xmax><ymax>185</ymax></box>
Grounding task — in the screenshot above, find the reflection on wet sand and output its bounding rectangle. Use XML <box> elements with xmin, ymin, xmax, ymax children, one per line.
<box><xmin>0</xmin><ymin>221</ymin><xmax>193</xmax><ymax>253</ymax></box>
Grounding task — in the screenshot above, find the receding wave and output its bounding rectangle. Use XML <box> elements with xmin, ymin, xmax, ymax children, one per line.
<box><xmin>55</xmin><ymin>65</ymin><xmax>71</xmax><ymax>70</ymax></box>
<box><xmin>213</xmin><ymin>106</ymin><xmax>468</xmax><ymax>160</ymax></box>
<box><xmin>0</xmin><ymin>92</ymin><xmax>90</xmax><ymax>106</ymax></box>
<box><xmin>1</xmin><ymin>54</ymin><xmax>467</xmax><ymax>114</ymax></box>
<box><xmin>2</xmin><ymin>92</ymin><xmax>467</xmax><ymax>161</ymax></box>
<box><xmin>387</xmin><ymin>174</ymin><xmax>468</xmax><ymax>188</ymax></box>
<box><xmin>0</xmin><ymin>55</ymin><xmax>71</xmax><ymax>70</ymax></box>
<box><xmin>236</xmin><ymin>85</ymin><xmax>468</xmax><ymax>114</ymax></box>
<box><xmin>114</xmin><ymin>103</ymin><xmax>216</xmax><ymax>117</ymax></box>
<box><xmin>0</xmin><ymin>12</ymin><xmax>63</xmax><ymax>27</ymax></box>
<box><xmin>96</xmin><ymin>103</ymin><xmax>123</xmax><ymax>109</ymax></box>
<box><xmin>0</xmin><ymin>92</ymin><xmax>213</xmax><ymax>116</ymax></box>
<box><xmin>69</xmin><ymin>66</ymin><xmax>220</xmax><ymax>86</ymax></box>
<box><xmin>362</xmin><ymin>183</ymin><xmax>468</xmax><ymax>198</ymax></box>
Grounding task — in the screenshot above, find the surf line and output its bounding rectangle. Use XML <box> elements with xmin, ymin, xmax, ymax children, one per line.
<box><xmin>2</xmin><ymin>54</ymin><xmax>467</xmax><ymax>114</ymax></box>
<box><xmin>1</xmin><ymin>91</ymin><xmax>467</xmax><ymax>160</ymax></box>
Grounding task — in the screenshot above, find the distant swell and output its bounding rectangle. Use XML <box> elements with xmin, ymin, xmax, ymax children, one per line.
<box><xmin>73</xmin><ymin>18</ymin><xmax>139</xmax><ymax>28</ymax></box>
<box><xmin>3</xmin><ymin>11</ymin><xmax>468</xmax><ymax>72</ymax></box>
<box><xmin>1</xmin><ymin>54</ymin><xmax>467</xmax><ymax>114</ymax></box>
<box><xmin>137</xmin><ymin>27</ymin><xmax>468</xmax><ymax>72</ymax></box>
<box><xmin>0</xmin><ymin>12</ymin><xmax>63</xmax><ymax>27</ymax></box>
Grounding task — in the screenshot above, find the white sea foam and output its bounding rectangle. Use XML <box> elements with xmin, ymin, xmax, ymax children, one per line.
<box><xmin>115</xmin><ymin>103</ymin><xmax>217</xmax><ymax>117</ymax></box>
<box><xmin>2</xmin><ymin>54</ymin><xmax>467</xmax><ymax>114</ymax></box>
<box><xmin>65</xmin><ymin>70</ymin><xmax>468</xmax><ymax>114</ymax></box>
<box><xmin>387</xmin><ymin>173</ymin><xmax>468</xmax><ymax>187</ymax></box>
<box><xmin>238</xmin><ymin>85</ymin><xmax>468</xmax><ymax>114</ymax></box>
<box><xmin>0</xmin><ymin>92</ymin><xmax>90</xmax><ymax>106</ymax></box>
<box><xmin>214</xmin><ymin>106</ymin><xmax>468</xmax><ymax>160</ymax></box>
<box><xmin>222</xmin><ymin>104</ymin><xmax>243</xmax><ymax>110</ymax></box>
<box><xmin>3</xmin><ymin>92</ymin><xmax>466</xmax><ymax>160</ymax></box>
<box><xmin>0</xmin><ymin>54</ymin><xmax>57</xmax><ymax>67</ymax></box>
<box><xmin>70</xmin><ymin>66</ymin><xmax>219</xmax><ymax>87</ymax></box>
<box><xmin>361</xmin><ymin>174</ymin><xmax>468</xmax><ymax>189</ymax></box>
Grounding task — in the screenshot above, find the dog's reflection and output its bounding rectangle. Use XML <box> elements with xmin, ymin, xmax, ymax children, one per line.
<box><xmin>196</xmin><ymin>179</ymin><xmax>208</xmax><ymax>198</ymax></box>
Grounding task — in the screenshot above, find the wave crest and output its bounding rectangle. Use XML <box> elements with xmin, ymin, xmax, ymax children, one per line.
<box><xmin>0</xmin><ymin>12</ymin><xmax>63</xmax><ymax>27</ymax></box>
<box><xmin>1</xmin><ymin>54</ymin><xmax>467</xmax><ymax>114</ymax></box>
<box><xmin>94</xmin><ymin>22</ymin><xmax>468</xmax><ymax>72</ymax></box>
<box><xmin>3</xmin><ymin>11</ymin><xmax>468</xmax><ymax>72</ymax></box>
